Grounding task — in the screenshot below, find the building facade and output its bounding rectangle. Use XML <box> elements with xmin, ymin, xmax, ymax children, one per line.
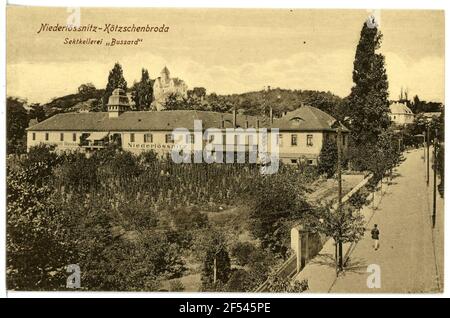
<box><xmin>27</xmin><ymin>89</ymin><xmax>348</xmax><ymax>165</ymax></box>
<box><xmin>389</xmin><ymin>102</ymin><xmax>415</xmax><ymax>125</ymax></box>
<box><xmin>151</xmin><ymin>66</ymin><xmax>188</xmax><ymax>111</ymax></box>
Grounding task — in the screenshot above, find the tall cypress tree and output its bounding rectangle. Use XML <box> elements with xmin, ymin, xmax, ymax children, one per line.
<box><xmin>131</xmin><ymin>68</ymin><xmax>153</xmax><ymax>111</ymax></box>
<box><xmin>347</xmin><ymin>22</ymin><xmax>390</xmax><ymax>154</ymax></box>
<box><xmin>102</xmin><ymin>62</ymin><xmax>128</xmax><ymax>109</ymax></box>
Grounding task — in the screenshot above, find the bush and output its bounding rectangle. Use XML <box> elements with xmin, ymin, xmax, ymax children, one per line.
<box><xmin>230</xmin><ymin>242</ymin><xmax>257</xmax><ymax>266</ymax></box>
<box><xmin>170</xmin><ymin>206</ymin><xmax>208</xmax><ymax>231</ymax></box>
<box><xmin>225</xmin><ymin>269</ymin><xmax>254</xmax><ymax>292</ymax></box>
<box><xmin>169</xmin><ymin>279</ymin><xmax>185</xmax><ymax>292</ymax></box>
<box><xmin>266</xmin><ymin>273</ymin><xmax>308</xmax><ymax>292</ymax></box>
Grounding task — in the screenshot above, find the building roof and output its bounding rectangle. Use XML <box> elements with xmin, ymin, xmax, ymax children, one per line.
<box><xmin>27</xmin><ymin>106</ymin><xmax>346</xmax><ymax>132</ymax></box>
<box><xmin>27</xmin><ymin>110</ymin><xmax>266</xmax><ymax>132</ymax></box>
<box><xmin>389</xmin><ymin>102</ymin><xmax>413</xmax><ymax>115</ymax></box>
<box><xmin>273</xmin><ymin>105</ymin><xmax>349</xmax><ymax>132</ymax></box>
<box><xmin>161</xmin><ymin>66</ymin><xmax>170</xmax><ymax>77</ymax></box>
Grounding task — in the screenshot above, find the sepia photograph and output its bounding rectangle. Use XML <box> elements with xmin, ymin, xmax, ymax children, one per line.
<box><xmin>4</xmin><ymin>4</ymin><xmax>445</xmax><ymax>296</ymax></box>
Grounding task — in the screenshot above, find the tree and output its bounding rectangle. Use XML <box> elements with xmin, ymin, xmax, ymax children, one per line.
<box><xmin>7</xmin><ymin>164</ymin><xmax>75</xmax><ymax>290</ymax></box>
<box><xmin>78</xmin><ymin>83</ymin><xmax>96</xmax><ymax>96</ymax></box>
<box><xmin>201</xmin><ymin>247</ymin><xmax>231</xmax><ymax>290</ymax></box>
<box><xmin>195</xmin><ymin>230</ymin><xmax>231</xmax><ymax>290</ymax></box>
<box><xmin>188</xmin><ymin>87</ymin><xmax>207</xmax><ymax>100</ymax></box>
<box><xmin>102</xmin><ymin>63</ymin><xmax>127</xmax><ymax>108</ymax></box>
<box><xmin>29</xmin><ymin>104</ymin><xmax>46</xmax><ymax>122</ymax></box>
<box><xmin>366</xmin><ymin>130</ymin><xmax>401</xmax><ymax>183</ymax></box>
<box><xmin>7</xmin><ymin>97</ymin><xmax>29</xmax><ymax>154</ymax></box>
<box><xmin>309</xmin><ymin>205</ymin><xmax>365</xmax><ymax>272</ymax></box>
<box><xmin>131</xmin><ymin>69</ymin><xmax>153</xmax><ymax>111</ymax></box>
<box><xmin>318</xmin><ymin>137</ymin><xmax>338</xmax><ymax>178</ymax></box>
<box><xmin>230</xmin><ymin>242</ymin><xmax>257</xmax><ymax>266</ymax></box>
<box><xmin>225</xmin><ymin>269</ymin><xmax>254</xmax><ymax>292</ymax></box>
<box><xmin>22</xmin><ymin>144</ymin><xmax>60</xmax><ymax>187</ymax></box>
<box><xmin>163</xmin><ymin>93</ymin><xmax>187</xmax><ymax>111</ymax></box>
<box><xmin>347</xmin><ymin>21</ymin><xmax>391</xmax><ymax>170</ymax></box>
<box><xmin>348</xmin><ymin>190</ymin><xmax>369</xmax><ymax>212</ymax></box>
<box><xmin>207</xmin><ymin>93</ymin><xmax>231</xmax><ymax>113</ymax></box>
<box><xmin>249</xmin><ymin>174</ymin><xmax>310</xmax><ymax>257</ymax></box>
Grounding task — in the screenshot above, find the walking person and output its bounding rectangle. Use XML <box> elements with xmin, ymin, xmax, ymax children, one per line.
<box><xmin>371</xmin><ymin>224</ymin><xmax>380</xmax><ymax>250</ymax></box>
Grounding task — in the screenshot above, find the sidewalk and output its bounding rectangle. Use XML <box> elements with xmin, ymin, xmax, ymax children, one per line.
<box><xmin>330</xmin><ymin>148</ymin><xmax>441</xmax><ymax>293</ymax></box>
<box><xmin>293</xmin><ymin>167</ymin><xmax>386</xmax><ymax>292</ymax></box>
<box><xmin>427</xmin><ymin>146</ymin><xmax>444</xmax><ymax>291</ymax></box>
<box><xmin>294</xmin><ymin>148</ymin><xmax>442</xmax><ymax>293</ymax></box>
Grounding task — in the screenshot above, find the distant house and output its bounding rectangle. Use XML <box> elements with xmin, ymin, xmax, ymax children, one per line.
<box><xmin>389</xmin><ymin>102</ymin><xmax>414</xmax><ymax>125</ymax></box>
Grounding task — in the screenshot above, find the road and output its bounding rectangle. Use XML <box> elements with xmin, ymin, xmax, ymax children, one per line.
<box><xmin>330</xmin><ymin>148</ymin><xmax>443</xmax><ymax>293</ymax></box>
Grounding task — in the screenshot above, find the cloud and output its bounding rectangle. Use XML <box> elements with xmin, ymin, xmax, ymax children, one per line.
<box><xmin>7</xmin><ymin>49</ymin><xmax>443</xmax><ymax>104</ymax></box>
<box><xmin>384</xmin><ymin>52</ymin><xmax>444</xmax><ymax>102</ymax></box>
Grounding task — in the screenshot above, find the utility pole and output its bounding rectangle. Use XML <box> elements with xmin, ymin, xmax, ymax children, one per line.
<box><xmin>337</xmin><ymin>125</ymin><xmax>343</xmax><ymax>270</ymax></box>
<box><xmin>213</xmin><ymin>255</ymin><xmax>217</xmax><ymax>284</ymax></box>
<box><xmin>423</xmin><ymin>131</ymin><xmax>426</xmax><ymax>162</ymax></box>
<box><xmin>427</xmin><ymin>125</ymin><xmax>430</xmax><ymax>186</ymax></box>
<box><xmin>432</xmin><ymin>130</ymin><xmax>438</xmax><ymax>228</ymax></box>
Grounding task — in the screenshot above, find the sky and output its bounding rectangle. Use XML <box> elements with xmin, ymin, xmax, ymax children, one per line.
<box><xmin>6</xmin><ymin>7</ymin><xmax>445</xmax><ymax>104</ymax></box>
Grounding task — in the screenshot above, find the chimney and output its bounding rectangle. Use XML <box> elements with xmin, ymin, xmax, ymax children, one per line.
<box><xmin>233</xmin><ymin>108</ymin><xmax>237</xmax><ymax>128</ymax></box>
<box><xmin>270</xmin><ymin>107</ymin><xmax>273</xmax><ymax>124</ymax></box>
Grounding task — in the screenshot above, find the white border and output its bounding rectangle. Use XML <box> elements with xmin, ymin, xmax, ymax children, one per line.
<box><xmin>0</xmin><ymin>0</ymin><xmax>448</xmax><ymax>299</ymax></box>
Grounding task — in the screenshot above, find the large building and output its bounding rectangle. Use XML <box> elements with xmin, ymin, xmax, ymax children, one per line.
<box><xmin>389</xmin><ymin>102</ymin><xmax>415</xmax><ymax>125</ymax></box>
<box><xmin>27</xmin><ymin>88</ymin><xmax>349</xmax><ymax>165</ymax></box>
<box><xmin>151</xmin><ymin>66</ymin><xmax>188</xmax><ymax>110</ymax></box>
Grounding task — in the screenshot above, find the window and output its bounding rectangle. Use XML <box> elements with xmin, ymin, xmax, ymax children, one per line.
<box><xmin>32</xmin><ymin>133</ymin><xmax>36</xmax><ymax>141</ymax></box>
<box><xmin>144</xmin><ymin>133</ymin><xmax>153</xmax><ymax>143</ymax></box>
<box><xmin>276</xmin><ymin>134</ymin><xmax>283</xmax><ymax>146</ymax></box>
<box><xmin>187</xmin><ymin>134</ymin><xmax>195</xmax><ymax>144</ymax></box>
<box><xmin>307</xmin><ymin>134</ymin><xmax>313</xmax><ymax>147</ymax></box>
<box><xmin>291</xmin><ymin>134</ymin><xmax>297</xmax><ymax>146</ymax></box>
<box><xmin>130</xmin><ymin>133</ymin><xmax>135</xmax><ymax>143</ymax></box>
<box><xmin>45</xmin><ymin>133</ymin><xmax>49</xmax><ymax>141</ymax></box>
<box><xmin>342</xmin><ymin>135</ymin><xmax>346</xmax><ymax>146</ymax></box>
<box><xmin>60</xmin><ymin>133</ymin><xmax>64</xmax><ymax>141</ymax></box>
<box><xmin>307</xmin><ymin>159</ymin><xmax>314</xmax><ymax>165</ymax></box>
<box><xmin>166</xmin><ymin>133</ymin><xmax>174</xmax><ymax>144</ymax></box>
<box><xmin>73</xmin><ymin>133</ymin><xmax>77</xmax><ymax>142</ymax></box>
<box><xmin>291</xmin><ymin>159</ymin><xmax>298</xmax><ymax>164</ymax></box>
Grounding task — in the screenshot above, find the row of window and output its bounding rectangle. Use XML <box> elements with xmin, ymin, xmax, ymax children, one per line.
<box><xmin>288</xmin><ymin>134</ymin><xmax>314</xmax><ymax>147</ymax></box>
<box><xmin>130</xmin><ymin>133</ymin><xmax>316</xmax><ymax>146</ymax></box>
<box><xmin>33</xmin><ymin>132</ymin><xmax>321</xmax><ymax>147</ymax></box>
<box><xmin>32</xmin><ymin>132</ymin><xmax>77</xmax><ymax>142</ymax></box>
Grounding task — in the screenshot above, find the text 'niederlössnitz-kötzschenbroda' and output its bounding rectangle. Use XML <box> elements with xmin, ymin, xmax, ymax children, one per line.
<box><xmin>37</xmin><ymin>23</ymin><xmax>170</xmax><ymax>34</ymax></box>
